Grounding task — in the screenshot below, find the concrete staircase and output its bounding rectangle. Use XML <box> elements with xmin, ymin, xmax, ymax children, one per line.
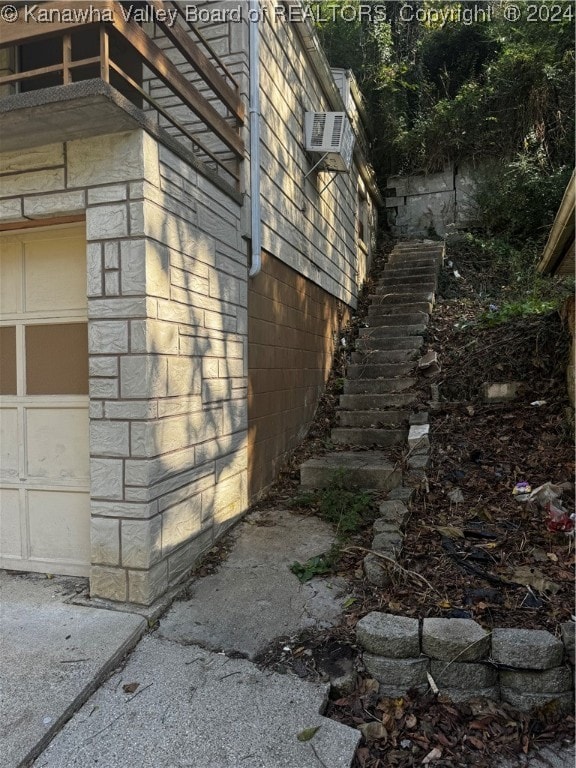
<box><xmin>300</xmin><ymin>241</ymin><xmax>443</xmax><ymax>493</ymax></box>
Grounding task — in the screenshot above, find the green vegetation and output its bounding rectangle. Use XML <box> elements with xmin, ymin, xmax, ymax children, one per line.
<box><xmin>289</xmin><ymin>471</ymin><xmax>377</xmax><ymax>581</ymax></box>
<box><xmin>312</xmin><ymin>0</ymin><xmax>574</xmax><ymax>248</ymax></box>
<box><xmin>313</xmin><ymin>0</ymin><xmax>574</xmax><ymax>331</ymax></box>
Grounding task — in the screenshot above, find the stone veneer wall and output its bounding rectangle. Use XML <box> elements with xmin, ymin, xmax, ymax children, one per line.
<box><xmin>356</xmin><ymin>613</ymin><xmax>575</xmax><ymax>712</ymax></box>
<box><xmin>248</xmin><ymin>250</ymin><xmax>350</xmax><ymax>500</ymax></box>
<box><xmin>0</xmin><ymin>129</ymin><xmax>248</xmax><ymax>605</ymax></box>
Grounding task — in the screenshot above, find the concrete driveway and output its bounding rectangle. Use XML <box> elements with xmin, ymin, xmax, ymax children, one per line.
<box><xmin>0</xmin><ymin>571</ymin><xmax>146</xmax><ymax>767</ymax></box>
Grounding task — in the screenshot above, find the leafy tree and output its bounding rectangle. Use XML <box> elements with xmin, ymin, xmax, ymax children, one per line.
<box><xmin>312</xmin><ymin>0</ymin><xmax>574</xmax><ymax>241</ymax></box>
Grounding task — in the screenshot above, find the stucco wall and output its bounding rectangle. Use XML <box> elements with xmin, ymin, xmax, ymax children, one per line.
<box><xmin>0</xmin><ymin>130</ymin><xmax>248</xmax><ymax>605</ymax></box>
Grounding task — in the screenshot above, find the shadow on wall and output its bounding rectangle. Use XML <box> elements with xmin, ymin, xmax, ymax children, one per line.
<box><xmin>247</xmin><ymin>250</ymin><xmax>350</xmax><ymax>501</ymax></box>
<box><xmin>88</xmin><ymin>151</ymin><xmax>249</xmax><ymax>606</ymax></box>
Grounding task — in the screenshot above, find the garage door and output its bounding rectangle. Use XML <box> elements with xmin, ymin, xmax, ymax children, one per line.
<box><xmin>0</xmin><ymin>225</ymin><xmax>90</xmax><ymax>576</ymax></box>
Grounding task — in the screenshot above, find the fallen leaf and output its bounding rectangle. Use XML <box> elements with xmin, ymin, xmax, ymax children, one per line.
<box><xmin>359</xmin><ymin>721</ymin><xmax>388</xmax><ymax>742</ymax></box>
<box><xmin>422</xmin><ymin>747</ymin><xmax>442</xmax><ymax>763</ymax></box>
<box><xmin>435</xmin><ymin>525</ymin><xmax>464</xmax><ymax>539</ymax></box>
<box><xmin>448</xmin><ymin>489</ymin><xmax>464</xmax><ymax>504</ymax></box>
<box><xmin>546</xmin><ymin>552</ymin><xmax>559</xmax><ymax>562</ymax></box>
<box><xmin>405</xmin><ymin>714</ymin><xmax>417</xmax><ymax>729</ymax></box>
<box><xmin>297</xmin><ymin>726</ymin><xmax>321</xmax><ymax>742</ymax></box>
<box><xmin>122</xmin><ymin>682</ymin><xmax>140</xmax><ymax>694</ymax></box>
<box><xmin>437</xmin><ymin>599</ymin><xmax>451</xmax><ymax>609</ymax></box>
<box><xmin>509</xmin><ymin>566</ymin><xmax>560</xmax><ymax>594</ymax></box>
<box><xmin>359</xmin><ymin>678</ymin><xmax>380</xmax><ymax>695</ymax></box>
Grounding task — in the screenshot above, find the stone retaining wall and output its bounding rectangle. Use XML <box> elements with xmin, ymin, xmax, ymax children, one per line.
<box><xmin>355</xmin><ymin>612</ymin><xmax>575</xmax><ymax>712</ymax></box>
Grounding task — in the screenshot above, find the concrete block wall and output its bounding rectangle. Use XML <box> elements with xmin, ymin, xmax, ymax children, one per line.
<box><xmin>386</xmin><ymin>162</ymin><xmax>480</xmax><ymax>238</ymax></box>
<box><xmin>248</xmin><ymin>251</ymin><xmax>349</xmax><ymax>499</ymax></box>
<box><xmin>356</xmin><ymin>613</ymin><xmax>575</xmax><ymax>712</ymax></box>
<box><xmin>0</xmin><ymin>129</ymin><xmax>247</xmax><ymax>605</ymax></box>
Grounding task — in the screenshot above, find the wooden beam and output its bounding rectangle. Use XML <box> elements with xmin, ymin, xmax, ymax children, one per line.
<box><xmin>100</xmin><ymin>26</ymin><xmax>109</xmax><ymax>83</ymax></box>
<box><xmin>0</xmin><ymin>57</ymin><xmax>99</xmax><ymax>86</ymax></box>
<box><xmin>0</xmin><ymin>1</ymin><xmax>113</xmax><ymax>47</ymax></box>
<box><xmin>145</xmin><ymin>0</ymin><xmax>244</xmax><ymax>123</ymax></box>
<box><xmin>109</xmin><ymin>7</ymin><xmax>244</xmax><ymax>158</ymax></box>
<box><xmin>62</xmin><ymin>33</ymin><xmax>72</xmax><ymax>85</ymax></box>
<box><xmin>109</xmin><ymin>59</ymin><xmax>240</xmax><ymax>182</ymax></box>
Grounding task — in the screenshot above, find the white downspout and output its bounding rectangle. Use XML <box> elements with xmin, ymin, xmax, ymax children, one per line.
<box><xmin>248</xmin><ymin>0</ymin><xmax>262</xmax><ymax>277</ymax></box>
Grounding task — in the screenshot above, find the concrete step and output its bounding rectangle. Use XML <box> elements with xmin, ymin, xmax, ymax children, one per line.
<box><xmin>390</xmin><ymin>244</ymin><xmax>443</xmax><ymax>253</ymax></box>
<box><xmin>300</xmin><ymin>451</ymin><xmax>402</xmax><ymax>491</ymax></box>
<box><xmin>351</xmin><ymin>349</ymin><xmax>419</xmax><ymax>364</ymax></box>
<box><xmin>344</xmin><ymin>378</ymin><xmax>416</xmax><ymax>394</ymax></box>
<box><xmin>377</xmin><ymin>275</ymin><xmax>437</xmax><ymax>288</ymax></box>
<box><xmin>376</xmin><ymin>283</ymin><xmax>437</xmax><ymax>296</ymax></box>
<box><xmin>337</xmin><ymin>410</ymin><xmax>409</xmax><ymax>427</ymax></box>
<box><xmin>387</xmin><ymin>256</ymin><xmax>440</xmax><ymax>269</ymax></box>
<box><xmin>359</xmin><ymin>325</ymin><xmax>426</xmax><ymax>338</ymax></box>
<box><xmin>368</xmin><ymin>302</ymin><xmax>433</xmax><ymax>315</ymax></box>
<box><xmin>331</xmin><ymin>427</ymin><xmax>407</xmax><ymax>447</ymax></box>
<box><xmin>383</xmin><ymin>266</ymin><xmax>438</xmax><ymax>277</ymax></box>
<box><xmin>339</xmin><ymin>392</ymin><xmax>417</xmax><ymax>409</ymax></box>
<box><xmin>369</xmin><ymin>292</ymin><xmax>434</xmax><ymax>305</ymax></box>
<box><xmin>347</xmin><ymin>362</ymin><xmax>415</xmax><ymax>379</ymax></box>
<box><xmin>355</xmin><ymin>336</ymin><xmax>423</xmax><ymax>351</ymax></box>
<box><xmin>367</xmin><ymin>313</ymin><xmax>428</xmax><ymax>327</ymax></box>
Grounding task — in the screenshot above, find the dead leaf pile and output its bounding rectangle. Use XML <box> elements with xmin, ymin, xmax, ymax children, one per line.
<box><xmin>326</xmin><ymin>685</ymin><xmax>574</xmax><ymax>768</ymax></box>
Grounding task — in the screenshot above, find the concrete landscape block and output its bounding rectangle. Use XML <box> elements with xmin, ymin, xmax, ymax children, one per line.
<box><xmin>409</xmin><ymin>411</ymin><xmax>429</xmax><ymax>426</ymax></box>
<box><xmin>385</xmin><ymin>488</ymin><xmax>415</xmax><ymax>504</ymax></box>
<box><xmin>499</xmin><ymin>666</ymin><xmax>573</xmax><ymax>695</ymax></box>
<box><xmin>441</xmin><ymin>687</ymin><xmax>500</xmax><ymax>704</ymax></box>
<box><xmin>373</xmin><ymin>519</ymin><xmax>403</xmax><ymax>536</ymax></box>
<box><xmin>408</xmin><ymin>454</ymin><xmax>429</xmax><ymax>469</ymax></box>
<box><xmin>378</xmin><ymin>682</ymin><xmax>428</xmax><ymax>697</ymax></box>
<box><xmin>378</xmin><ymin>500</ymin><xmax>411</xmax><ymax>526</ymax></box>
<box><xmin>371</xmin><ymin>531</ymin><xmax>403</xmax><ymax>556</ymax></box>
<box><xmin>422</xmin><ymin>618</ymin><xmax>490</xmax><ymax>661</ymax></box>
<box><xmin>500</xmin><ymin>689</ymin><xmax>574</xmax><ymax>714</ymax></box>
<box><xmin>364</xmin><ymin>654</ymin><xmax>429</xmax><ymax>688</ymax></box>
<box><xmin>561</xmin><ymin>622</ymin><xmax>575</xmax><ymax>665</ymax></box>
<box><xmin>482</xmin><ymin>382</ymin><xmax>522</xmax><ymax>402</ymax></box>
<box><xmin>408</xmin><ymin>423</ymin><xmax>430</xmax><ymax>453</ymax></box>
<box><xmin>356</xmin><ymin>612</ymin><xmax>420</xmax><ymax>658</ymax></box>
<box><xmin>363</xmin><ymin>554</ymin><xmax>392</xmax><ymax>587</ymax></box>
<box><xmin>491</xmin><ymin>628</ymin><xmax>564</xmax><ymax>670</ymax></box>
<box><xmin>430</xmin><ymin>660</ymin><xmax>497</xmax><ymax>689</ymax></box>
<box><xmin>418</xmin><ymin>350</ymin><xmax>441</xmax><ymax>376</ymax></box>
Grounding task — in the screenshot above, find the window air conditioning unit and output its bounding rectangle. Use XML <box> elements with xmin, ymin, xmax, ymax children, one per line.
<box><xmin>304</xmin><ymin>112</ymin><xmax>355</xmax><ymax>172</ymax></box>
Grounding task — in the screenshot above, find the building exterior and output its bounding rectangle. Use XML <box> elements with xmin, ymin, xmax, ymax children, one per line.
<box><xmin>537</xmin><ymin>169</ymin><xmax>575</xmax><ymax>408</ymax></box>
<box><xmin>0</xmin><ymin>0</ymin><xmax>380</xmax><ymax>606</ymax></box>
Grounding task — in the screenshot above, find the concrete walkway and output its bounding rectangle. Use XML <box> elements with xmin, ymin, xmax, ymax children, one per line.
<box><xmin>0</xmin><ymin>572</ymin><xmax>146</xmax><ymax>768</ymax></box>
<box><xmin>1</xmin><ymin>509</ymin><xmax>360</xmax><ymax>768</ymax></box>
